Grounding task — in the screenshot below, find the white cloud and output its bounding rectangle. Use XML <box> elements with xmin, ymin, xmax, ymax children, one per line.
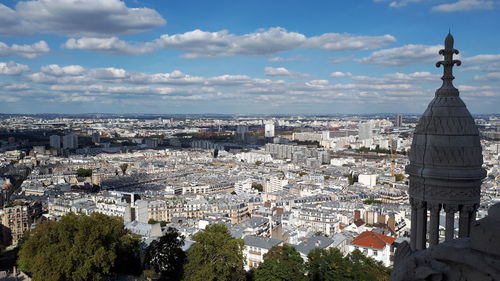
<box><xmin>352</xmin><ymin>72</ymin><xmax>439</xmax><ymax>84</ymax></box>
<box><xmin>474</xmin><ymin>72</ymin><xmax>500</xmax><ymax>81</ymax></box>
<box><xmin>2</xmin><ymin>83</ymin><xmax>31</xmax><ymax>91</ymax></box>
<box><xmin>305</xmin><ymin>33</ymin><xmax>395</xmax><ymax>51</ymax></box>
<box><xmin>63</xmin><ymin>37</ymin><xmax>156</xmax><ymax>55</ymax></box>
<box><xmin>432</xmin><ymin>0</ymin><xmax>494</xmax><ymax>12</ymax></box>
<box><xmin>41</xmin><ymin>64</ymin><xmax>85</xmax><ymax>76</ymax></box>
<box><xmin>264</xmin><ymin>66</ymin><xmax>308</xmax><ymax>78</ymax></box>
<box><xmin>19</xmin><ymin>63</ymin><xmax>469</xmax><ymax>108</ymax></box>
<box><xmin>330</xmin><ymin>71</ymin><xmax>352</xmax><ymax>77</ymax></box>
<box><xmin>0</xmin><ymin>61</ymin><xmax>30</xmax><ymax>75</ymax></box>
<box><xmin>0</xmin><ymin>41</ymin><xmax>50</xmax><ymax>58</ymax></box>
<box><xmin>268</xmin><ymin>56</ymin><xmax>307</xmax><ymax>62</ymax></box>
<box><xmin>264</xmin><ymin>67</ymin><xmax>292</xmax><ymax>76</ymax></box>
<box><xmin>88</xmin><ymin>67</ymin><xmax>129</xmax><ymax>80</ymax></box>
<box><xmin>388</xmin><ymin>0</ymin><xmax>427</xmax><ymax>7</ymax></box>
<box><xmin>63</xmin><ymin>27</ymin><xmax>396</xmax><ymax>58</ymax></box>
<box><xmin>360</xmin><ymin>44</ymin><xmax>442</xmax><ymax>66</ymax></box>
<box><xmin>0</xmin><ymin>0</ymin><xmax>166</xmax><ymax>36</ymax></box>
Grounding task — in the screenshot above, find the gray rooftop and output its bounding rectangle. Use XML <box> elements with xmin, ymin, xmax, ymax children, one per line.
<box><xmin>244</xmin><ymin>235</ymin><xmax>283</xmax><ymax>250</ymax></box>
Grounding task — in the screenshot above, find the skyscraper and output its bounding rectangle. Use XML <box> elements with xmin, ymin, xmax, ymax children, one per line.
<box><xmin>395</xmin><ymin>115</ymin><xmax>403</xmax><ymax>127</ymax></box>
<box><xmin>264</xmin><ymin>123</ymin><xmax>275</xmax><ymax>138</ymax></box>
<box><xmin>62</xmin><ymin>134</ymin><xmax>78</xmax><ymax>149</ymax></box>
<box><xmin>49</xmin><ymin>135</ymin><xmax>61</xmax><ymax>149</ymax></box>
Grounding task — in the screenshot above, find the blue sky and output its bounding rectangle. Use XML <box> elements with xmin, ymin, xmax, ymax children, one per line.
<box><xmin>0</xmin><ymin>0</ymin><xmax>499</xmax><ymax>114</ymax></box>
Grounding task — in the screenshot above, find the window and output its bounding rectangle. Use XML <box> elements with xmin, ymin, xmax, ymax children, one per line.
<box><xmin>373</xmin><ymin>250</ymin><xmax>378</xmax><ymax>256</ymax></box>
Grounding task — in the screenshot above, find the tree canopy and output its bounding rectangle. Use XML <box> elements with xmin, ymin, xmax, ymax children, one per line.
<box><xmin>183</xmin><ymin>224</ymin><xmax>245</xmax><ymax>281</ymax></box>
<box><xmin>17</xmin><ymin>213</ymin><xmax>140</xmax><ymax>281</ymax></box>
<box><xmin>76</xmin><ymin>168</ymin><xmax>92</xmax><ymax>177</ymax></box>
<box><xmin>254</xmin><ymin>245</ymin><xmax>306</xmax><ymax>281</ymax></box>
<box><xmin>306</xmin><ymin>248</ymin><xmax>389</xmax><ymax>281</ymax></box>
<box><xmin>144</xmin><ymin>227</ymin><xmax>187</xmax><ymax>281</ymax></box>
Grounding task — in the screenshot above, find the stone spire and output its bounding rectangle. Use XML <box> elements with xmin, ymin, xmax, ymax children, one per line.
<box><xmin>405</xmin><ymin>33</ymin><xmax>486</xmax><ymax>251</ymax></box>
<box><xmin>435</xmin><ymin>32</ymin><xmax>461</xmax><ymax>96</ymax></box>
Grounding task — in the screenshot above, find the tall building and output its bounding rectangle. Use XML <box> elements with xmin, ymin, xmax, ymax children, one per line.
<box><xmin>264</xmin><ymin>123</ymin><xmax>275</xmax><ymax>138</ymax></box>
<box><xmin>63</xmin><ymin>134</ymin><xmax>78</xmax><ymax>149</ymax></box>
<box><xmin>405</xmin><ymin>33</ymin><xmax>486</xmax><ymax>251</ymax></box>
<box><xmin>358</xmin><ymin>122</ymin><xmax>373</xmax><ymax>140</ymax></box>
<box><xmin>395</xmin><ymin>115</ymin><xmax>403</xmax><ymax>127</ymax></box>
<box><xmin>235</xmin><ymin>125</ymin><xmax>250</xmax><ymax>143</ymax></box>
<box><xmin>49</xmin><ymin>135</ymin><xmax>61</xmax><ymax>149</ymax></box>
<box><xmin>91</xmin><ymin>132</ymin><xmax>100</xmax><ymax>143</ymax></box>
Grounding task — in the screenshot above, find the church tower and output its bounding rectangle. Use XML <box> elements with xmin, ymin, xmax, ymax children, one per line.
<box><xmin>405</xmin><ymin>33</ymin><xmax>486</xmax><ymax>251</ymax></box>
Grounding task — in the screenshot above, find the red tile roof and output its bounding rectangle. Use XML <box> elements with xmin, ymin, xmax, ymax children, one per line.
<box><xmin>351</xmin><ymin>231</ymin><xmax>396</xmax><ymax>250</ymax></box>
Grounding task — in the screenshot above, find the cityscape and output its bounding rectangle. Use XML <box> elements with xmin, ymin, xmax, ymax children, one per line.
<box><xmin>1</xmin><ymin>1</ymin><xmax>499</xmax><ymax>281</ymax></box>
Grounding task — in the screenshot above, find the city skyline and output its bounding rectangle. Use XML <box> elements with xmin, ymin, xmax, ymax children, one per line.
<box><xmin>1</xmin><ymin>0</ymin><xmax>499</xmax><ymax>114</ymax></box>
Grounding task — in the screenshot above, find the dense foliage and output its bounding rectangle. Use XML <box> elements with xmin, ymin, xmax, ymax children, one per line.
<box><xmin>144</xmin><ymin>227</ymin><xmax>187</xmax><ymax>281</ymax></box>
<box><xmin>183</xmin><ymin>224</ymin><xmax>246</xmax><ymax>281</ymax></box>
<box><xmin>17</xmin><ymin>213</ymin><xmax>140</xmax><ymax>281</ymax></box>
<box><xmin>76</xmin><ymin>168</ymin><xmax>92</xmax><ymax>177</ymax></box>
<box><xmin>307</xmin><ymin>248</ymin><xmax>390</xmax><ymax>281</ymax></box>
<box><xmin>254</xmin><ymin>245</ymin><xmax>306</xmax><ymax>281</ymax></box>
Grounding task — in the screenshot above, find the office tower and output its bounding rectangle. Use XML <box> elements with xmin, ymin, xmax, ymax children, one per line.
<box><xmin>63</xmin><ymin>134</ymin><xmax>78</xmax><ymax>149</ymax></box>
<box><xmin>264</xmin><ymin>123</ymin><xmax>275</xmax><ymax>138</ymax></box>
<box><xmin>395</xmin><ymin>115</ymin><xmax>403</xmax><ymax>127</ymax></box>
<box><xmin>49</xmin><ymin>135</ymin><xmax>61</xmax><ymax>149</ymax></box>
<box><xmin>235</xmin><ymin>125</ymin><xmax>250</xmax><ymax>143</ymax></box>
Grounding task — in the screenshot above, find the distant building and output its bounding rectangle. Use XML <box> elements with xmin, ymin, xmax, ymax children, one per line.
<box><xmin>358</xmin><ymin>122</ymin><xmax>373</xmax><ymax>140</ymax></box>
<box><xmin>264</xmin><ymin>123</ymin><xmax>275</xmax><ymax>138</ymax></box>
<box><xmin>395</xmin><ymin>115</ymin><xmax>403</xmax><ymax>127</ymax></box>
<box><xmin>91</xmin><ymin>132</ymin><xmax>100</xmax><ymax>143</ymax></box>
<box><xmin>358</xmin><ymin>174</ymin><xmax>378</xmax><ymax>187</ymax></box>
<box><xmin>235</xmin><ymin>125</ymin><xmax>250</xmax><ymax>143</ymax></box>
<box><xmin>62</xmin><ymin>134</ymin><xmax>78</xmax><ymax>149</ymax></box>
<box><xmin>49</xmin><ymin>135</ymin><xmax>61</xmax><ymax>149</ymax></box>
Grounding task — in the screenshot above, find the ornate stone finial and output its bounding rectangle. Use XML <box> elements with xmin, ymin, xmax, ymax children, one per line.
<box><xmin>435</xmin><ymin>32</ymin><xmax>461</xmax><ymax>95</ymax></box>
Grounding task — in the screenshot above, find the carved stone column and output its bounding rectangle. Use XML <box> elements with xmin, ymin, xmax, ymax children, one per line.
<box><xmin>410</xmin><ymin>198</ymin><xmax>418</xmax><ymax>251</ymax></box>
<box><xmin>416</xmin><ymin>200</ymin><xmax>427</xmax><ymax>250</ymax></box>
<box><xmin>428</xmin><ymin>203</ymin><xmax>441</xmax><ymax>247</ymax></box>
<box><xmin>469</xmin><ymin>203</ymin><xmax>478</xmax><ymax>225</ymax></box>
<box><xmin>459</xmin><ymin>204</ymin><xmax>474</xmax><ymax>238</ymax></box>
<box><xmin>444</xmin><ymin>204</ymin><xmax>458</xmax><ymax>241</ymax></box>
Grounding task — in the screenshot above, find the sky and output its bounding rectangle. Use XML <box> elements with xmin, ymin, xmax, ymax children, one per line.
<box><xmin>0</xmin><ymin>0</ymin><xmax>499</xmax><ymax>115</ymax></box>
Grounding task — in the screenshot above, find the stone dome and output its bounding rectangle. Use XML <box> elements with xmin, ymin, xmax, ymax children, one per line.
<box><xmin>405</xmin><ymin>33</ymin><xmax>486</xmax><ymax>205</ymax></box>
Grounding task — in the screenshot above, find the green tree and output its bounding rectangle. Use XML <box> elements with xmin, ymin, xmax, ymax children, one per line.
<box><xmin>395</xmin><ymin>174</ymin><xmax>405</xmax><ymax>182</ymax></box>
<box><xmin>120</xmin><ymin>163</ymin><xmax>129</xmax><ymax>175</ymax></box>
<box><xmin>347</xmin><ymin>250</ymin><xmax>390</xmax><ymax>281</ymax></box>
<box><xmin>17</xmin><ymin>213</ymin><xmax>139</xmax><ymax>281</ymax></box>
<box><xmin>76</xmin><ymin>168</ymin><xmax>92</xmax><ymax>177</ymax></box>
<box><xmin>254</xmin><ymin>245</ymin><xmax>306</xmax><ymax>281</ymax></box>
<box><xmin>252</xmin><ymin>183</ymin><xmax>263</xmax><ymax>192</ymax></box>
<box><xmin>306</xmin><ymin>248</ymin><xmax>355</xmax><ymax>281</ymax></box>
<box><xmin>306</xmin><ymin>248</ymin><xmax>389</xmax><ymax>281</ymax></box>
<box><xmin>255</xmin><ymin>161</ymin><xmax>263</xmax><ymax>166</ymax></box>
<box><xmin>144</xmin><ymin>227</ymin><xmax>187</xmax><ymax>281</ymax></box>
<box><xmin>183</xmin><ymin>224</ymin><xmax>245</xmax><ymax>281</ymax></box>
